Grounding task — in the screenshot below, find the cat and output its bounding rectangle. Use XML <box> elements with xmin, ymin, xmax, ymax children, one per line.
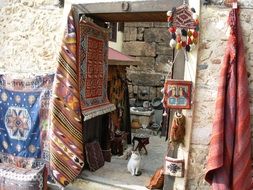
<box><xmin>127</xmin><ymin>151</ymin><xmax>141</xmax><ymax>176</ymax></box>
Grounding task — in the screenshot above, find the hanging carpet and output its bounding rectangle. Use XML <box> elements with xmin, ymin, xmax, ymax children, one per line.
<box><xmin>78</xmin><ymin>18</ymin><xmax>115</xmax><ymax>121</ymax></box>
<box><xmin>205</xmin><ymin>8</ymin><xmax>252</xmax><ymax>190</ymax></box>
<box><xmin>50</xmin><ymin>10</ymin><xmax>84</xmax><ymax>186</ymax></box>
<box><xmin>50</xmin><ymin>9</ymin><xmax>115</xmax><ymax>186</ymax></box>
<box><xmin>0</xmin><ymin>73</ymin><xmax>54</xmax><ymax>169</ymax></box>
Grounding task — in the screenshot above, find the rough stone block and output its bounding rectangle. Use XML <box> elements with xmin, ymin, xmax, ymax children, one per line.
<box><xmin>188</xmin><ymin>145</ymin><xmax>209</xmax><ymax>176</ymax></box>
<box><xmin>127</xmin><ymin>72</ymin><xmax>164</xmax><ymax>86</ymax></box>
<box><xmin>191</xmin><ymin>126</ymin><xmax>212</xmax><ymax>145</ymax></box>
<box><xmin>156</xmin><ymin>54</ymin><xmax>171</xmax><ymax>65</ymax></box>
<box><xmin>128</xmin><ymin>84</ymin><xmax>134</xmax><ymax>98</ymax></box>
<box><xmin>156</xmin><ymin>87</ymin><xmax>164</xmax><ymax>98</ymax></box>
<box><xmin>210</xmin><ymin>0</ymin><xmax>253</xmax><ymax>8</ymax></box>
<box><xmin>0</xmin><ymin>0</ymin><xmax>7</xmax><ymax>8</ymax></box>
<box><xmin>200</xmin><ymin>8</ymin><xmax>228</xmax><ymax>41</ymax></box>
<box><xmin>154</xmin><ymin>63</ymin><xmax>172</xmax><ymax>73</ymax></box>
<box><xmin>122</xmin><ymin>41</ymin><xmax>156</xmax><ymax>57</ymax></box>
<box><xmin>155</xmin><ymin>55</ymin><xmax>173</xmax><ymax>73</ymax></box>
<box><xmin>249</xmin><ymin>52</ymin><xmax>253</xmax><ymax>60</ymax></box>
<box><xmin>241</xmin><ymin>22</ymin><xmax>251</xmax><ymax>37</ymax></box>
<box><xmin>123</xmin><ymin>27</ymin><xmax>137</xmax><ymax>41</ymax></box>
<box><xmin>211</xmin><ymin>58</ymin><xmax>221</xmax><ymax>64</ymax></box>
<box><xmin>136</xmin><ymin>27</ymin><xmax>144</xmax><ymax>41</ymax></box>
<box><xmin>156</xmin><ymin>44</ymin><xmax>172</xmax><ymax>55</ymax></box>
<box><xmin>240</xmin><ymin>11</ymin><xmax>251</xmax><ymax>23</ymax></box>
<box><xmin>124</xmin><ymin>22</ymin><xmax>154</xmax><ymax>28</ymax></box>
<box><xmin>137</xmin><ymin>86</ymin><xmax>149</xmax><ymax>100</ymax></box>
<box><xmin>144</xmin><ymin>28</ymin><xmax>170</xmax><ymax>43</ymax></box>
<box><xmin>0</xmin><ymin>2</ymin><xmax>62</xmax><ymax>74</ymax></box>
<box><xmin>132</xmin><ymin>85</ymin><xmax>138</xmax><ymax>95</ymax></box>
<box><xmin>149</xmin><ymin>87</ymin><xmax>157</xmax><ymax>100</ymax></box>
<box><xmin>153</xmin><ymin>22</ymin><xmax>168</xmax><ymax>28</ymax></box>
<box><xmin>135</xmin><ymin>57</ymin><xmax>155</xmax><ymax>70</ymax></box>
<box><xmin>197</xmin><ymin>64</ymin><xmax>208</xmax><ymax>70</ymax></box>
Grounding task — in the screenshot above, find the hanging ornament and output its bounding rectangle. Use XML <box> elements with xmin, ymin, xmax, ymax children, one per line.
<box><xmin>175</xmin><ymin>28</ymin><xmax>181</xmax><ymax>35</ymax></box>
<box><xmin>181</xmin><ymin>41</ymin><xmax>187</xmax><ymax>48</ymax></box>
<box><xmin>176</xmin><ymin>43</ymin><xmax>182</xmax><ymax>50</ymax></box>
<box><xmin>168</xmin><ymin>26</ymin><xmax>176</xmax><ymax>33</ymax></box>
<box><xmin>187</xmin><ymin>30</ymin><xmax>192</xmax><ymax>37</ymax></box>
<box><xmin>181</xmin><ymin>29</ymin><xmax>187</xmax><ymax>37</ymax></box>
<box><xmin>181</xmin><ymin>36</ymin><xmax>187</xmax><ymax>42</ymax></box>
<box><xmin>167</xmin><ymin>10</ymin><xmax>172</xmax><ymax>17</ymax></box>
<box><xmin>187</xmin><ymin>37</ymin><xmax>192</xmax><ymax>45</ymax></box>
<box><xmin>167</xmin><ymin>4</ymin><xmax>200</xmax><ymax>52</ymax></box>
<box><xmin>192</xmin><ymin>30</ymin><xmax>198</xmax><ymax>38</ymax></box>
<box><xmin>171</xmin><ymin>32</ymin><xmax>176</xmax><ymax>40</ymax></box>
<box><xmin>185</xmin><ymin>45</ymin><xmax>191</xmax><ymax>52</ymax></box>
<box><xmin>169</xmin><ymin>39</ymin><xmax>177</xmax><ymax>48</ymax></box>
<box><xmin>176</xmin><ymin>35</ymin><xmax>181</xmax><ymax>43</ymax></box>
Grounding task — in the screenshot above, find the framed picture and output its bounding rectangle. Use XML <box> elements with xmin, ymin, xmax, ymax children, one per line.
<box><xmin>162</xmin><ymin>80</ymin><xmax>192</xmax><ymax>109</ymax></box>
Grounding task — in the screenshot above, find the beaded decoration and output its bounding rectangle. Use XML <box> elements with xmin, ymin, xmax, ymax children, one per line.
<box><xmin>167</xmin><ymin>5</ymin><xmax>199</xmax><ymax>52</ymax></box>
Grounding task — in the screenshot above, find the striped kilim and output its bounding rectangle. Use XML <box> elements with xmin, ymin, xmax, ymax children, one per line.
<box><xmin>50</xmin><ymin>10</ymin><xmax>84</xmax><ymax>186</ymax></box>
<box><xmin>205</xmin><ymin>8</ymin><xmax>252</xmax><ymax>190</ymax></box>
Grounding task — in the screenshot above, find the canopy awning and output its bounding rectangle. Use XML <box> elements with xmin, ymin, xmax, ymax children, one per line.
<box><xmin>108</xmin><ymin>47</ymin><xmax>139</xmax><ymax>66</ymax></box>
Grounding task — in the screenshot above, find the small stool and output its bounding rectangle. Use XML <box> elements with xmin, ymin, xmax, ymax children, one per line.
<box><xmin>132</xmin><ymin>135</ymin><xmax>150</xmax><ymax>155</ymax></box>
<box><xmin>111</xmin><ymin>132</ymin><xmax>128</xmax><ymax>155</ymax></box>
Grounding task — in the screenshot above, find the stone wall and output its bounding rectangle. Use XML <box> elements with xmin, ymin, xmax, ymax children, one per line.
<box><xmin>122</xmin><ymin>22</ymin><xmax>174</xmax><ymax>102</ymax></box>
<box><xmin>187</xmin><ymin>4</ymin><xmax>253</xmax><ymax>190</ymax></box>
<box><xmin>1</xmin><ymin>0</ymin><xmax>253</xmax><ymax>189</ymax></box>
<box><xmin>0</xmin><ymin>0</ymin><xmax>63</xmax><ymax>75</ymax></box>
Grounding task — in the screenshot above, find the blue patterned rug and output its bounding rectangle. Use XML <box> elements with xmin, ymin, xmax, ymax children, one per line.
<box><xmin>0</xmin><ymin>74</ymin><xmax>54</xmax><ymax>168</ymax></box>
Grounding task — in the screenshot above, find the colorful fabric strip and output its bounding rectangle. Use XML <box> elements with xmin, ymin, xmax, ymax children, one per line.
<box><xmin>50</xmin><ymin>10</ymin><xmax>84</xmax><ymax>186</ymax></box>
<box><xmin>205</xmin><ymin>8</ymin><xmax>252</xmax><ymax>190</ymax></box>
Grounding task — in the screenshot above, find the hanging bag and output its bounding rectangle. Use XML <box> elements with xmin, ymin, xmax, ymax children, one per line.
<box><xmin>164</xmin><ymin>156</ymin><xmax>184</xmax><ymax>177</ymax></box>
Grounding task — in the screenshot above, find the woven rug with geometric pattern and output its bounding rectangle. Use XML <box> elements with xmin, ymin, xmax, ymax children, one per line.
<box><xmin>78</xmin><ymin>18</ymin><xmax>115</xmax><ymax>121</ymax></box>
<box><xmin>0</xmin><ymin>73</ymin><xmax>54</xmax><ymax>169</ymax></box>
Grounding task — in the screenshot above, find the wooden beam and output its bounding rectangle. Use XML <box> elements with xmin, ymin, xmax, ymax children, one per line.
<box><xmin>87</xmin><ymin>12</ymin><xmax>169</xmax><ymax>22</ymax></box>
<box><xmin>108</xmin><ymin>59</ymin><xmax>139</xmax><ymax>66</ymax></box>
<box><xmin>73</xmin><ymin>0</ymin><xmax>183</xmax><ymax>22</ymax></box>
<box><xmin>75</xmin><ymin>0</ymin><xmax>183</xmax><ymax>13</ymax></box>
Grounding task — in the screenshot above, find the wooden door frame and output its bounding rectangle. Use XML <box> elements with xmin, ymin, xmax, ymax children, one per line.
<box><xmin>72</xmin><ymin>1</ymin><xmax>200</xmax><ymax>189</ymax></box>
<box><xmin>72</xmin><ymin>0</ymin><xmax>183</xmax><ymax>22</ymax></box>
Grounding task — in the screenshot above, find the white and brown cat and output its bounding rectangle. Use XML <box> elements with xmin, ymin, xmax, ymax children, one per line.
<box><xmin>127</xmin><ymin>151</ymin><xmax>142</xmax><ymax>176</ymax></box>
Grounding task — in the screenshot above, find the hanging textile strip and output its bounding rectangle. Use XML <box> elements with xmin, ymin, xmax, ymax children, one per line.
<box><xmin>205</xmin><ymin>8</ymin><xmax>252</xmax><ymax>190</ymax></box>
<box><xmin>78</xmin><ymin>18</ymin><xmax>115</xmax><ymax>121</ymax></box>
<box><xmin>50</xmin><ymin>9</ymin><xmax>84</xmax><ymax>187</ymax></box>
<box><xmin>0</xmin><ymin>73</ymin><xmax>54</xmax><ymax>169</ymax></box>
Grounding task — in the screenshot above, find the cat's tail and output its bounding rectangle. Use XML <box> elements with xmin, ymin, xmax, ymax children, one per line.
<box><xmin>134</xmin><ymin>171</ymin><xmax>142</xmax><ymax>176</ymax></box>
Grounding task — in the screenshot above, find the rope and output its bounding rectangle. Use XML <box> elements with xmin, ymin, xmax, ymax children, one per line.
<box><xmin>166</xmin><ymin>50</ymin><xmax>180</xmax><ymax>80</ymax></box>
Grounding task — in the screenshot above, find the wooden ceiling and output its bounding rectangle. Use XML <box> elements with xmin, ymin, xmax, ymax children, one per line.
<box><xmin>73</xmin><ymin>0</ymin><xmax>184</xmax><ymax>22</ymax></box>
<box><xmin>84</xmin><ymin>12</ymin><xmax>168</xmax><ymax>22</ymax></box>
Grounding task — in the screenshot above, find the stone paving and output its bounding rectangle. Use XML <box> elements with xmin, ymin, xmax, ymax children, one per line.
<box><xmin>49</xmin><ymin>134</ymin><xmax>167</xmax><ymax>190</ymax></box>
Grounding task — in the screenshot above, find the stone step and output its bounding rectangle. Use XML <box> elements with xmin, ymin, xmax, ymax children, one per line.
<box><xmin>48</xmin><ymin>179</ymin><xmax>131</xmax><ymax>190</ymax></box>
